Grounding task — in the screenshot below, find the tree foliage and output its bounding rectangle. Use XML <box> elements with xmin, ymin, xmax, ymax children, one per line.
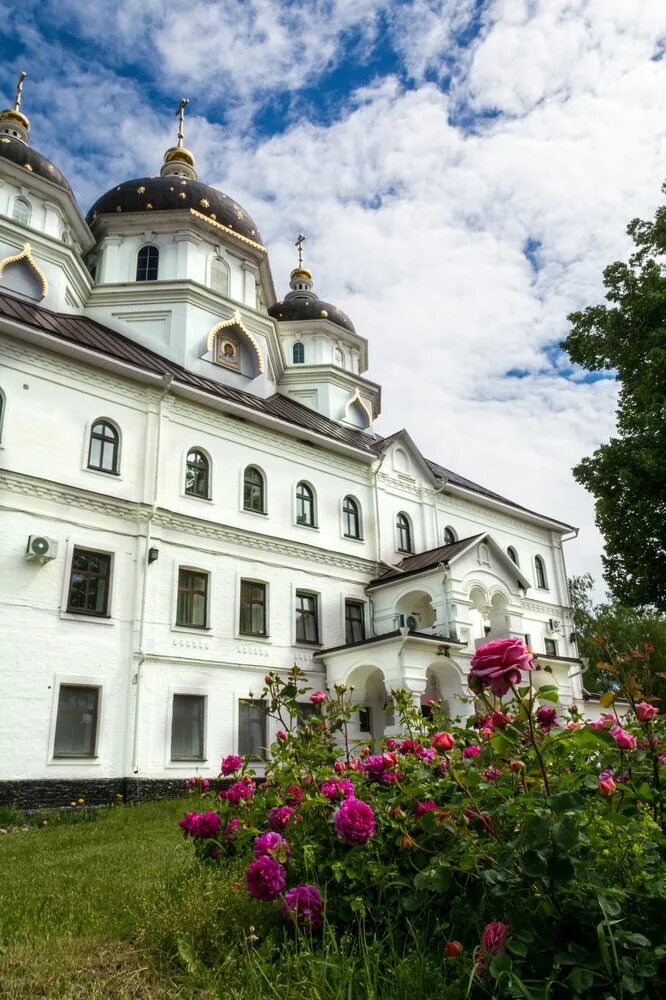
<box><xmin>562</xmin><ymin>185</ymin><xmax>666</xmax><ymax>609</ymax></box>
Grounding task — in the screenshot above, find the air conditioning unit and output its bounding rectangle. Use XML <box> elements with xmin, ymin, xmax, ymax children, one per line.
<box><xmin>548</xmin><ymin>619</ymin><xmax>561</xmax><ymax>633</ymax></box>
<box><xmin>26</xmin><ymin>535</ymin><xmax>58</xmax><ymax>562</ymax></box>
<box><xmin>405</xmin><ymin>614</ymin><xmax>419</xmax><ymax>631</ymax></box>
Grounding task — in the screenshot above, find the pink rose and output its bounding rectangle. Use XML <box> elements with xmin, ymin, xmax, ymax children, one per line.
<box><xmin>613</xmin><ymin>728</ymin><xmax>638</xmax><ymax>750</ymax></box>
<box><xmin>281</xmin><ymin>884</ymin><xmax>324</xmax><ymax>930</ymax></box>
<box><xmin>446</xmin><ymin>941</ymin><xmax>463</xmax><ymax>959</ymax></box>
<box><xmin>333</xmin><ymin>799</ymin><xmax>376</xmax><ymax>844</ymax></box>
<box><xmin>536</xmin><ymin>707</ymin><xmax>558</xmax><ymax>732</ymax></box>
<box><xmin>253</xmin><ymin>831</ymin><xmax>291</xmax><ymax>862</ymax></box>
<box><xmin>309</xmin><ymin>690</ymin><xmax>327</xmax><ymax>704</ymax></box>
<box><xmin>431</xmin><ymin>732</ymin><xmax>455</xmax><ymax>752</ymax></box>
<box><xmin>415</xmin><ymin>800</ymin><xmax>437</xmax><ymax>819</ymax></box>
<box><xmin>636</xmin><ymin>702</ymin><xmax>659</xmax><ymax>723</ymax></box>
<box><xmin>226</xmin><ymin>778</ymin><xmax>255</xmax><ymax>805</ymax></box>
<box><xmin>320</xmin><ymin>778</ymin><xmax>356</xmax><ymax>801</ymax></box>
<box><xmin>463</xmin><ymin>745</ymin><xmax>482</xmax><ymax>759</ymax></box>
<box><xmin>268</xmin><ymin>806</ymin><xmax>294</xmax><ymax>831</ymax></box>
<box><xmin>476</xmin><ymin>921</ymin><xmax>510</xmax><ymax>978</ymax></box>
<box><xmin>220</xmin><ymin>754</ymin><xmax>244</xmax><ymax>775</ymax></box>
<box><xmin>598</xmin><ymin>777</ymin><xmax>617</xmax><ymax>796</ymax></box>
<box><xmin>246</xmin><ymin>856</ymin><xmax>286</xmax><ymax>901</ymax></box>
<box><xmin>276</xmin><ymin>730</ymin><xmax>288</xmax><ymax>742</ymax></box>
<box><xmin>334</xmin><ymin>760</ymin><xmax>346</xmax><ymax>773</ymax></box>
<box><xmin>470</xmin><ymin>638</ymin><xmax>534</xmax><ymax>697</ymax></box>
<box><xmin>285</xmin><ymin>784</ymin><xmax>304</xmax><ymax>806</ymax></box>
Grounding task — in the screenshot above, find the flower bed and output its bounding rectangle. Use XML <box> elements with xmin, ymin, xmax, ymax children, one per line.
<box><xmin>179</xmin><ymin>640</ymin><xmax>666</xmax><ymax>998</ymax></box>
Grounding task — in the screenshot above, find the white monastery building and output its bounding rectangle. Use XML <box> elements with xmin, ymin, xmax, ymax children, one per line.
<box><xmin>0</xmin><ymin>82</ymin><xmax>586</xmax><ymax>806</ymax></box>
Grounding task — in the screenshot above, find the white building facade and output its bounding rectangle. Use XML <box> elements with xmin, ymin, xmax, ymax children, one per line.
<box><xmin>0</xmin><ymin>85</ymin><xmax>584</xmax><ymax>807</ymax></box>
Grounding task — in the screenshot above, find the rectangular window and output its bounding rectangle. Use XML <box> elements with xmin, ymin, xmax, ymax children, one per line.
<box><xmin>176</xmin><ymin>569</ymin><xmax>208</xmax><ymax>628</ymax></box>
<box><xmin>238</xmin><ymin>699</ymin><xmax>267</xmax><ymax>759</ymax></box>
<box><xmin>171</xmin><ymin>694</ymin><xmax>205</xmax><ymax>760</ymax></box>
<box><xmin>240</xmin><ymin>580</ymin><xmax>267</xmax><ymax>636</ymax></box>
<box><xmin>67</xmin><ymin>548</ymin><xmax>111</xmax><ymax>616</ymax></box>
<box><xmin>544</xmin><ymin>638</ymin><xmax>558</xmax><ymax>657</ymax></box>
<box><xmin>53</xmin><ymin>685</ymin><xmax>99</xmax><ymax>757</ymax></box>
<box><xmin>345</xmin><ymin>600</ymin><xmax>365</xmax><ymax>645</ymax></box>
<box><xmin>358</xmin><ymin>706</ymin><xmax>370</xmax><ymax>733</ymax></box>
<box><xmin>295</xmin><ymin>591</ymin><xmax>319</xmax><ymax>644</ymax></box>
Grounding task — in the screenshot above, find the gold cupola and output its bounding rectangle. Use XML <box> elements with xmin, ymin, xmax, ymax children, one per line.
<box><xmin>160</xmin><ymin>97</ymin><xmax>197</xmax><ymax>180</ymax></box>
<box><xmin>0</xmin><ymin>71</ymin><xmax>30</xmax><ymax>143</ymax></box>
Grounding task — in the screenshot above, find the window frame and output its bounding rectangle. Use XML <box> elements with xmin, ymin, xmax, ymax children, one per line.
<box><xmin>534</xmin><ymin>555</ymin><xmax>548</xmax><ymax>590</ymax></box>
<box><xmin>292</xmin><ymin>341</ymin><xmax>305</xmax><ymax>364</ymax></box>
<box><xmin>544</xmin><ymin>638</ymin><xmax>558</xmax><ymax>657</ymax></box>
<box><xmin>243</xmin><ymin>465</ymin><xmax>266</xmax><ymax>514</ymax></box>
<box><xmin>342</xmin><ymin>495</ymin><xmax>362</xmax><ymax>540</ymax></box>
<box><xmin>66</xmin><ymin>547</ymin><xmax>112</xmax><ymax>618</ymax></box>
<box><xmin>170</xmin><ymin>692</ymin><xmax>207</xmax><ymax>762</ymax></box>
<box><xmin>185</xmin><ymin>447</ymin><xmax>211</xmax><ymax>499</ymax></box>
<box><xmin>239</xmin><ymin>579</ymin><xmax>268</xmax><ymax>637</ymax></box>
<box><xmin>443</xmin><ymin>526</ymin><xmax>457</xmax><ymax>545</ymax></box>
<box><xmin>507</xmin><ymin>546</ymin><xmax>520</xmax><ymax>566</ymax></box>
<box><xmin>175</xmin><ymin>567</ymin><xmax>210</xmax><ymax>629</ymax></box>
<box><xmin>295</xmin><ymin>589</ymin><xmax>320</xmax><ymax>645</ymax></box>
<box><xmin>295</xmin><ymin>481</ymin><xmax>317</xmax><ymax>528</ymax></box>
<box><xmin>12</xmin><ymin>197</ymin><xmax>31</xmax><ymax>226</ymax></box>
<box><xmin>345</xmin><ymin>599</ymin><xmax>366</xmax><ymax>645</ymax></box>
<box><xmin>209</xmin><ymin>255</ymin><xmax>230</xmax><ymax>295</ymax></box>
<box><xmin>396</xmin><ymin>512</ymin><xmax>413</xmax><ymax>554</ymax></box>
<box><xmin>52</xmin><ymin>683</ymin><xmax>101</xmax><ymax>759</ymax></box>
<box><xmin>237</xmin><ymin>698</ymin><xmax>268</xmax><ymax>759</ymax></box>
<box><xmin>87</xmin><ymin>419</ymin><xmax>120</xmax><ymax>475</ymax></box>
<box><xmin>136</xmin><ymin>243</ymin><xmax>159</xmax><ymax>282</ymax></box>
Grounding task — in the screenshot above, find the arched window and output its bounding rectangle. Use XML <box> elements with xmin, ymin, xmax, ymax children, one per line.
<box><xmin>185</xmin><ymin>449</ymin><xmax>210</xmax><ymax>498</ymax></box>
<box><xmin>342</xmin><ymin>496</ymin><xmax>361</xmax><ymax>539</ymax></box>
<box><xmin>535</xmin><ymin>555</ymin><xmax>548</xmax><ymax>590</ymax></box>
<box><xmin>334</xmin><ymin>347</ymin><xmax>345</xmax><ymax>367</ymax></box>
<box><xmin>507</xmin><ymin>546</ymin><xmax>519</xmax><ymax>566</ymax></box>
<box><xmin>136</xmin><ymin>244</ymin><xmax>159</xmax><ymax>282</ymax></box>
<box><xmin>243</xmin><ymin>466</ymin><xmax>265</xmax><ymax>513</ymax></box>
<box><xmin>88</xmin><ymin>420</ymin><xmax>119</xmax><ymax>474</ymax></box>
<box><xmin>443</xmin><ymin>526</ymin><xmax>457</xmax><ymax>545</ymax></box>
<box><xmin>292</xmin><ymin>342</ymin><xmax>305</xmax><ymax>364</ymax></box>
<box><xmin>396</xmin><ymin>512</ymin><xmax>413</xmax><ymax>553</ymax></box>
<box><xmin>296</xmin><ymin>481</ymin><xmax>316</xmax><ymax>527</ymax></box>
<box><xmin>12</xmin><ymin>198</ymin><xmax>31</xmax><ymax>226</ymax></box>
<box><xmin>209</xmin><ymin>256</ymin><xmax>229</xmax><ymax>295</ymax></box>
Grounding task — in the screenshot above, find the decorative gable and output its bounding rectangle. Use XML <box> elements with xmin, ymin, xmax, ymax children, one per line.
<box><xmin>204</xmin><ymin>311</ymin><xmax>264</xmax><ymax>377</ymax></box>
<box><xmin>0</xmin><ymin>242</ymin><xmax>48</xmax><ymax>301</ymax></box>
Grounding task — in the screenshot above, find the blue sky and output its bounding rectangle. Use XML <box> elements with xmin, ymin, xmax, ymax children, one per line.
<box><xmin>2</xmin><ymin>0</ymin><xmax>665</xmax><ymax>587</ymax></box>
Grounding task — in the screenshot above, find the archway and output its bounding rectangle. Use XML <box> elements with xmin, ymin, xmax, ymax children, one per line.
<box><xmin>346</xmin><ymin>664</ymin><xmax>393</xmax><ymax>747</ymax></box>
<box><xmin>395</xmin><ymin>589</ymin><xmax>436</xmax><ymax>631</ymax></box>
<box><xmin>422</xmin><ymin>660</ymin><xmax>469</xmax><ymax>721</ymax></box>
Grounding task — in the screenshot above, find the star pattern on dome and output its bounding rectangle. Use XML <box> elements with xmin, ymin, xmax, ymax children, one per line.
<box><xmin>115</xmin><ymin>206</ymin><xmax>122</xmax><ymax>212</ymax></box>
<box><xmin>320</xmin><ymin>309</ymin><xmax>328</xmax><ymax>317</ymax></box>
<box><xmin>23</xmin><ymin>163</ymin><xmax>32</xmax><ymax>171</ymax></box>
<box><xmin>178</xmin><ymin>191</ymin><xmax>187</xmax><ymax>200</ymax></box>
<box><xmin>0</xmin><ymin>137</ymin><xmax>10</xmax><ymax>144</ymax></box>
<box><xmin>146</xmin><ymin>203</ymin><xmax>153</xmax><ymax>209</ymax></box>
<box><xmin>200</xmin><ymin>198</ymin><xmax>209</xmax><ymax>208</ymax></box>
<box><xmin>137</xmin><ymin>185</ymin><xmax>146</xmax><ymax>194</ymax></box>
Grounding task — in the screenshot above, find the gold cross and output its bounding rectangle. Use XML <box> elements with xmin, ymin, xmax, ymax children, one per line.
<box><xmin>295</xmin><ymin>232</ymin><xmax>306</xmax><ymax>268</ymax></box>
<box><xmin>176</xmin><ymin>97</ymin><xmax>189</xmax><ymax>147</ymax></box>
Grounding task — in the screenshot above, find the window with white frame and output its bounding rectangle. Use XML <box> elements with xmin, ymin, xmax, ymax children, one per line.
<box><xmin>171</xmin><ymin>694</ymin><xmax>205</xmax><ymax>760</ymax></box>
<box><xmin>544</xmin><ymin>638</ymin><xmax>558</xmax><ymax>657</ymax></box>
<box><xmin>209</xmin><ymin>256</ymin><xmax>229</xmax><ymax>295</ymax></box>
<box><xmin>535</xmin><ymin>555</ymin><xmax>548</xmax><ymax>590</ymax></box>
<box><xmin>243</xmin><ymin>466</ymin><xmax>266</xmax><ymax>513</ymax></box>
<box><xmin>239</xmin><ymin>580</ymin><xmax>267</xmax><ymax>636</ymax></box>
<box><xmin>67</xmin><ymin>548</ymin><xmax>112</xmax><ymax>617</ymax></box>
<box><xmin>176</xmin><ymin>569</ymin><xmax>209</xmax><ymax>628</ymax></box>
<box><xmin>345</xmin><ymin>599</ymin><xmax>365</xmax><ymax>644</ymax></box>
<box><xmin>136</xmin><ymin>244</ymin><xmax>159</xmax><ymax>281</ymax></box>
<box><xmin>238</xmin><ymin>699</ymin><xmax>267</xmax><ymax>758</ymax></box>
<box><xmin>342</xmin><ymin>495</ymin><xmax>362</xmax><ymax>538</ymax></box>
<box><xmin>295</xmin><ymin>590</ymin><xmax>319</xmax><ymax>644</ymax></box>
<box><xmin>296</xmin><ymin>481</ymin><xmax>316</xmax><ymax>527</ymax></box>
<box><xmin>53</xmin><ymin>685</ymin><xmax>100</xmax><ymax>757</ymax></box>
<box><xmin>185</xmin><ymin>449</ymin><xmax>210</xmax><ymax>498</ymax></box>
<box><xmin>507</xmin><ymin>546</ymin><xmax>519</xmax><ymax>566</ymax></box>
<box><xmin>443</xmin><ymin>526</ymin><xmax>457</xmax><ymax>545</ymax></box>
<box><xmin>292</xmin><ymin>341</ymin><xmax>305</xmax><ymax>364</ymax></box>
<box><xmin>396</xmin><ymin>512</ymin><xmax>413</xmax><ymax>553</ymax></box>
<box><xmin>88</xmin><ymin>419</ymin><xmax>120</xmax><ymax>474</ymax></box>
<box><xmin>12</xmin><ymin>198</ymin><xmax>31</xmax><ymax>226</ymax></box>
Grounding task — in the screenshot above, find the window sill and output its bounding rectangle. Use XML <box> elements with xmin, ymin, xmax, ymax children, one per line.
<box><xmin>242</xmin><ymin>508</ymin><xmax>269</xmax><ymax>517</ymax></box>
<box><xmin>84</xmin><ymin>467</ymin><xmax>123</xmax><ymax>481</ymax></box>
<box><xmin>343</xmin><ymin>534</ymin><xmax>365</xmax><ymax>543</ymax></box>
<box><xmin>237</xmin><ymin>633</ymin><xmax>271</xmax><ymax>643</ymax></box>
<box><xmin>49</xmin><ymin>756</ymin><xmax>101</xmax><ymax>766</ymax></box>
<box><xmin>294</xmin><ymin>642</ymin><xmax>323</xmax><ymax>649</ymax></box>
<box><xmin>183</xmin><ymin>493</ymin><xmax>213</xmax><ymax>502</ymax></box>
<box><xmin>172</xmin><ymin>624</ymin><xmax>212</xmax><ymax>634</ymax></box>
<box><xmin>60</xmin><ymin>611</ymin><xmax>114</xmax><ymax>625</ymax></box>
<box><xmin>295</xmin><ymin>522</ymin><xmax>319</xmax><ymax>531</ymax></box>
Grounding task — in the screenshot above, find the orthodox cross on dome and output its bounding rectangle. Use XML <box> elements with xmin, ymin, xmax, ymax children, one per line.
<box><xmin>295</xmin><ymin>232</ymin><xmax>306</xmax><ymax>268</ymax></box>
<box><xmin>14</xmin><ymin>71</ymin><xmax>27</xmax><ymax>112</ymax></box>
<box><xmin>176</xmin><ymin>97</ymin><xmax>189</xmax><ymax>148</ymax></box>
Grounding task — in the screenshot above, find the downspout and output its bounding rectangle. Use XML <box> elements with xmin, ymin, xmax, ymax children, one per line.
<box><xmin>131</xmin><ymin>374</ymin><xmax>173</xmax><ymax>775</ymax></box>
<box><xmin>432</xmin><ymin>480</ymin><xmax>448</xmax><ymax>544</ymax></box>
<box><xmin>369</xmin><ymin>453</ymin><xmax>387</xmax><ymax>637</ymax></box>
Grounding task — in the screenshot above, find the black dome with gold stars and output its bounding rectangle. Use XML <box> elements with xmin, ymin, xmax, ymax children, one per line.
<box><xmin>85</xmin><ymin>176</ymin><xmax>263</xmax><ymax>246</ymax></box>
<box><xmin>268</xmin><ymin>291</ymin><xmax>356</xmax><ymax>334</ymax></box>
<box><xmin>0</xmin><ymin>134</ymin><xmax>73</xmax><ymax>193</ymax></box>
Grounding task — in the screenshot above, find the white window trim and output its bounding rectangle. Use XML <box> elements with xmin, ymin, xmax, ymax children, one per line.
<box><xmin>442</xmin><ymin>525</ymin><xmax>458</xmax><ymax>545</ymax></box>
<box><xmin>236</xmin><ymin>571</ymin><xmax>271</xmax><ymax>641</ymax></box>
<box><xmin>82</xmin><ymin>416</ymin><xmax>123</xmax><ymax>480</ymax></box>
<box><xmin>182</xmin><ymin>444</ymin><xmax>213</xmax><ymax>502</ymax></box>
<box><xmin>208</xmin><ymin>253</ymin><xmax>230</xmax><ymax>295</ymax></box>
<box><xmin>234</xmin><ymin>688</ymin><xmax>271</xmax><ymax>765</ymax></box>
<box><xmin>171</xmin><ymin>560</ymin><xmax>213</xmax><ymax>633</ymax></box>
<box><xmin>342</xmin><ymin>594</ymin><xmax>367</xmax><ymax>645</ymax></box>
<box><xmin>165</xmin><ymin>686</ymin><xmax>209</xmax><ymax>768</ymax></box>
<box><xmin>240</xmin><ymin>463</ymin><xmax>269</xmax><ymax>517</ymax></box>
<box><xmin>340</xmin><ymin>493</ymin><xmax>364</xmax><ymax>542</ymax></box>
<box><xmin>534</xmin><ymin>555</ymin><xmax>549</xmax><ymax>590</ymax></box>
<box><xmin>47</xmin><ymin>675</ymin><xmax>104</xmax><ymax>766</ymax></box>
<box><xmin>293</xmin><ymin>583</ymin><xmax>323</xmax><ymax>648</ymax></box>
<box><xmin>12</xmin><ymin>196</ymin><xmax>32</xmax><ymax>226</ymax></box>
<box><xmin>293</xmin><ymin>478</ymin><xmax>319</xmax><ymax>531</ymax></box>
<box><xmin>395</xmin><ymin>511</ymin><xmax>414</xmax><ymax>554</ymax></box>
<box><xmin>59</xmin><ymin>538</ymin><xmax>117</xmax><ymax>624</ymax></box>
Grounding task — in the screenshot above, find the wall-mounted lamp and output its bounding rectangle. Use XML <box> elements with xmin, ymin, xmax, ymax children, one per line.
<box><xmin>148</xmin><ymin>546</ymin><xmax>159</xmax><ymax>564</ymax></box>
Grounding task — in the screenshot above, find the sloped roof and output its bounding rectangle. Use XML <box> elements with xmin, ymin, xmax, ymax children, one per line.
<box><xmin>368</xmin><ymin>535</ymin><xmax>482</xmax><ymax>587</ymax></box>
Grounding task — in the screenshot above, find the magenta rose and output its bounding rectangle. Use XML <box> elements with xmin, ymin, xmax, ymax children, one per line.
<box><xmin>220</xmin><ymin>754</ymin><xmax>244</xmax><ymax>775</ymax></box>
<box><xmin>246</xmin><ymin>856</ymin><xmax>286</xmax><ymax>901</ymax></box>
<box><xmin>636</xmin><ymin>702</ymin><xmax>659</xmax><ymax>723</ymax></box>
<box><xmin>285</xmin><ymin>784</ymin><xmax>304</xmax><ymax>807</ymax></box>
<box><xmin>178</xmin><ymin>812</ymin><xmax>199</xmax><ymax>837</ymax></box>
<box><xmin>320</xmin><ymin>778</ymin><xmax>356</xmax><ymax>801</ymax></box>
<box><xmin>186</xmin><ymin>776</ymin><xmax>210</xmax><ymax>792</ymax></box>
<box><xmin>225</xmin><ymin>817</ymin><xmax>241</xmax><ymax>841</ymax></box>
<box><xmin>281</xmin><ymin>884</ymin><xmax>324</xmax><ymax>930</ymax></box>
<box><xmin>268</xmin><ymin>805</ymin><xmax>295</xmax><ymax>831</ymax></box>
<box><xmin>309</xmin><ymin>690</ymin><xmax>327</xmax><ymax>705</ymax></box>
<box><xmin>415</xmin><ymin>800</ymin><xmax>437</xmax><ymax>819</ymax></box>
<box><xmin>253</xmin><ymin>831</ymin><xmax>291</xmax><ymax>862</ymax></box>
<box><xmin>470</xmin><ymin>639</ymin><xmax>534</xmax><ymax>697</ymax></box>
<box><xmin>536</xmin><ymin>707</ymin><xmax>558</xmax><ymax>732</ymax></box>
<box><xmin>333</xmin><ymin>799</ymin><xmax>376</xmax><ymax>844</ymax></box>
<box><xmin>476</xmin><ymin>921</ymin><xmax>510</xmax><ymax>977</ymax></box>
<box><xmin>226</xmin><ymin>778</ymin><xmax>255</xmax><ymax>805</ymax></box>
<box><xmin>463</xmin><ymin>745</ymin><xmax>482</xmax><ymax>759</ymax></box>
<box><xmin>613</xmin><ymin>728</ymin><xmax>638</xmax><ymax>750</ymax></box>
<box><xmin>188</xmin><ymin>811</ymin><xmax>221</xmax><ymax>839</ymax></box>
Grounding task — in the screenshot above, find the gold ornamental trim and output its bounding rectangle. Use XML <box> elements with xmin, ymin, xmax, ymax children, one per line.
<box><xmin>189</xmin><ymin>209</ymin><xmax>266</xmax><ymax>253</ymax></box>
<box><xmin>206</xmin><ymin>310</ymin><xmax>265</xmax><ymax>374</ymax></box>
<box><xmin>0</xmin><ymin>242</ymin><xmax>48</xmax><ymax>298</ymax></box>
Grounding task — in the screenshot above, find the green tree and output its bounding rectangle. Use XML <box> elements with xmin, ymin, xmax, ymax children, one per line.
<box><xmin>562</xmin><ymin>185</ymin><xmax>666</xmax><ymax>609</ymax></box>
<box><xmin>569</xmin><ymin>572</ymin><xmax>666</xmax><ymax>700</ymax></box>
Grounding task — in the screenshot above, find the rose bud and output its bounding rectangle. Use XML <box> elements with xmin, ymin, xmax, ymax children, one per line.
<box><xmin>388</xmin><ymin>805</ymin><xmax>407</xmax><ymax>821</ymax></box>
<box><xmin>446</xmin><ymin>941</ymin><xmax>463</xmax><ymax>959</ymax></box>
<box><xmin>276</xmin><ymin>730</ymin><xmax>288</xmax><ymax>743</ymax></box>
<box><xmin>430</xmin><ymin>732</ymin><xmax>455</xmax><ymax>752</ymax></box>
<box><xmin>334</xmin><ymin>760</ymin><xmax>346</xmax><ymax>772</ymax></box>
<box><xmin>598</xmin><ymin>777</ymin><xmax>617</xmax><ymax>796</ymax></box>
<box><xmin>509</xmin><ymin>760</ymin><xmax>525</xmax><ymax>773</ymax></box>
<box><xmin>400</xmin><ymin>834</ymin><xmax>416</xmax><ymax>849</ymax></box>
<box><xmin>360</xmin><ymin>746</ymin><xmax>371</xmax><ymax>758</ymax></box>
<box><xmin>635</xmin><ymin>702</ymin><xmax>659</xmax><ymax>723</ymax></box>
<box><xmin>309</xmin><ymin>690</ymin><xmax>327</xmax><ymax>705</ymax></box>
<box><xmin>383</xmin><ymin>752</ymin><xmax>398</xmax><ymax>767</ymax></box>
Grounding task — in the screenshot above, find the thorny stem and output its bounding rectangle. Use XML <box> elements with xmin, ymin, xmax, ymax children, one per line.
<box><xmin>511</xmin><ymin>681</ymin><xmax>551</xmax><ymax>796</ymax></box>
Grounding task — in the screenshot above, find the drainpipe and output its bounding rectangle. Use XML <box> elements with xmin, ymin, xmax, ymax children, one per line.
<box><xmin>371</xmin><ymin>454</ymin><xmax>386</xmax><ymax>566</ymax></box>
<box><xmin>432</xmin><ymin>480</ymin><xmax>448</xmax><ymax>545</ymax></box>
<box><xmin>131</xmin><ymin>374</ymin><xmax>173</xmax><ymax>775</ymax></box>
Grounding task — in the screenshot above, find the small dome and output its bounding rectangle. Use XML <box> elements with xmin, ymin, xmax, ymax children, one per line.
<box><xmin>163</xmin><ymin>146</ymin><xmax>195</xmax><ymax>168</ymax></box>
<box><xmin>268</xmin><ymin>292</ymin><xmax>356</xmax><ymax>334</ymax></box>
<box><xmin>0</xmin><ymin>134</ymin><xmax>73</xmax><ymax>193</ymax></box>
<box><xmin>85</xmin><ymin>175</ymin><xmax>263</xmax><ymax>245</ymax></box>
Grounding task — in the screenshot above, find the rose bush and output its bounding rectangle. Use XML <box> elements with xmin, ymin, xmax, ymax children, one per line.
<box><xmin>179</xmin><ymin>643</ymin><xmax>666</xmax><ymax>998</ymax></box>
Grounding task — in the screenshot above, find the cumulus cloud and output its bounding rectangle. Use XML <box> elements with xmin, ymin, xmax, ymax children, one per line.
<box><xmin>1</xmin><ymin>0</ymin><xmax>665</xmax><ymax>591</ymax></box>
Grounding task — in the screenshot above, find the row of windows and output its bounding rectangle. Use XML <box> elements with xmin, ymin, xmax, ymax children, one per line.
<box><xmin>134</xmin><ymin>245</ymin><xmax>233</xmax><ymax>294</ymax></box>
<box><xmin>66</xmin><ymin>547</ymin><xmax>367</xmax><ymax>645</ymax></box>
<box><xmin>53</xmin><ymin>686</ymin><xmax>285</xmax><ymax>761</ymax></box>
<box><xmin>290</xmin><ymin>342</ymin><xmax>348</xmax><ymax>367</ymax></box>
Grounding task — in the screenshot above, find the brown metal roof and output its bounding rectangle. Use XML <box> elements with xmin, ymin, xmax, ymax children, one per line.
<box><xmin>368</xmin><ymin>535</ymin><xmax>483</xmax><ymax>587</ymax></box>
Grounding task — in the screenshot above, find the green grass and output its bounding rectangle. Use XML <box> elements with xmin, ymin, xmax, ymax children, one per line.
<box><xmin>0</xmin><ymin>799</ymin><xmax>451</xmax><ymax>1000</ymax></box>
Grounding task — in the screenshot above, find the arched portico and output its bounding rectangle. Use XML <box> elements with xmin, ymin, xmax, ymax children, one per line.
<box><xmin>394</xmin><ymin>588</ymin><xmax>437</xmax><ymax>630</ymax></box>
<box><xmin>422</xmin><ymin>658</ymin><xmax>470</xmax><ymax>720</ymax></box>
<box><xmin>346</xmin><ymin>664</ymin><xmax>394</xmax><ymax>745</ymax></box>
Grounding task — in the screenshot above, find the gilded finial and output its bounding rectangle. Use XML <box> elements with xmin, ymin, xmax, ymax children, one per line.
<box><xmin>177</xmin><ymin>97</ymin><xmax>189</xmax><ymax>148</ymax></box>
<box><xmin>295</xmin><ymin>232</ymin><xmax>306</xmax><ymax>268</ymax></box>
<box><xmin>14</xmin><ymin>71</ymin><xmax>27</xmax><ymax>112</ymax></box>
